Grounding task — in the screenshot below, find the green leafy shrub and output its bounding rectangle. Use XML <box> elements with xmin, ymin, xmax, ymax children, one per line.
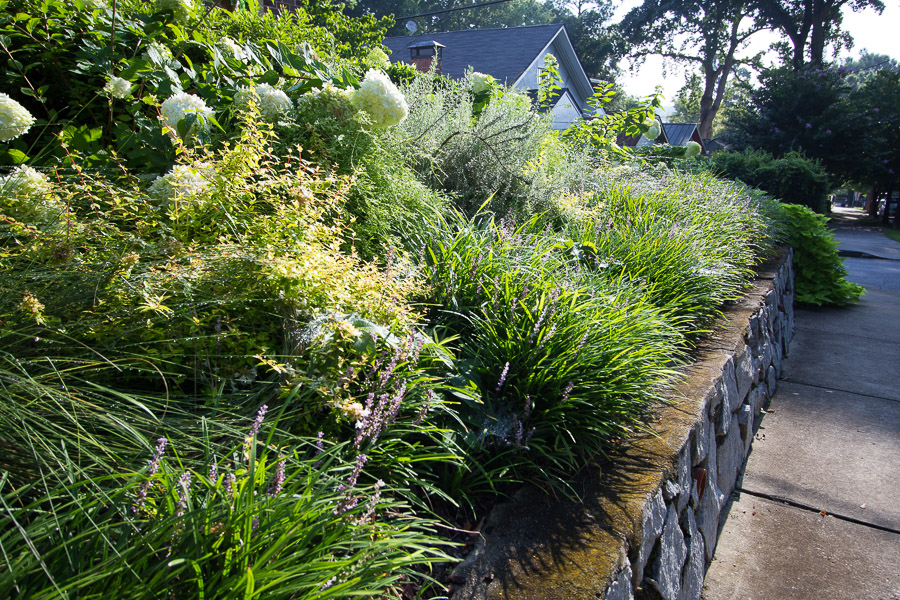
<box><xmin>767</xmin><ymin>203</ymin><xmax>865</xmax><ymax>305</ymax></box>
<box><xmin>710</xmin><ymin>148</ymin><xmax>831</xmax><ymax>213</ymax></box>
<box><xmin>397</xmin><ymin>72</ymin><xmax>547</xmax><ymax>217</ymax></box>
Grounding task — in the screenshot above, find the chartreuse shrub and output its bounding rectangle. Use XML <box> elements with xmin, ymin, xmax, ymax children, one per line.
<box><xmin>767</xmin><ymin>203</ymin><xmax>865</xmax><ymax>306</ymax></box>
<box><xmin>0</xmin><ymin>117</ymin><xmax>421</xmax><ymax>394</ymax></box>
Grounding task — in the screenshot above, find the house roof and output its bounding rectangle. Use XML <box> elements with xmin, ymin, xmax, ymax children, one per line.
<box><xmin>383</xmin><ymin>24</ymin><xmax>594</xmax><ymax>104</ymax></box>
<box><xmin>384</xmin><ymin>24</ymin><xmax>561</xmax><ymax>84</ymax></box>
<box><xmin>662</xmin><ymin>122</ymin><xmax>702</xmax><ymax>148</ymax></box>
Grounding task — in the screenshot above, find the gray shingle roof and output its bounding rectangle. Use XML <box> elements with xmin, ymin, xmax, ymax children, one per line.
<box><xmin>662</xmin><ymin>122</ymin><xmax>700</xmax><ymax>147</ymax></box>
<box><xmin>383</xmin><ymin>24</ymin><xmax>563</xmax><ymax>85</ymax></box>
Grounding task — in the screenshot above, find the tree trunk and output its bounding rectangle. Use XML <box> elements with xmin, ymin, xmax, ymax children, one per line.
<box><xmin>867</xmin><ymin>185</ymin><xmax>879</xmax><ymax>217</ymax></box>
<box><xmin>698</xmin><ymin>65</ymin><xmax>719</xmax><ymax>140</ymax></box>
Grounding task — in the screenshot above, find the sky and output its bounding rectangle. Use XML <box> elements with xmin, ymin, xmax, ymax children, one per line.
<box><xmin>612</xmin><ymin>0</ymin><xmax>900</xmax><ymax>110</ymax></box>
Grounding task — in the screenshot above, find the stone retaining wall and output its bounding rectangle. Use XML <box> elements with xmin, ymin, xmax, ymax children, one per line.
<box><xmin>451</xmin><ymin>249</ymin><xmax>795</xmax><ymax>600</ymax></box>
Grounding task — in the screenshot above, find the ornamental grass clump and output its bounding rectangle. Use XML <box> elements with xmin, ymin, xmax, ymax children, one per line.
<box><xmin>0</xmin><ymin>393</ymin><xmax>452</xmax><ymax>598</ymax></box>
<box><xmin>568</xmin><ymin>167</ymin><xmax>773</xmax><ymax>336</ymax></box>
<box><xmin>408</xmin><ymin>210</ymin><xmax>682</xmax><ymax>491</ymax></box>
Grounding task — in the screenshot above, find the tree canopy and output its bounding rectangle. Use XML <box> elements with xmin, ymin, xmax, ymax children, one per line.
<box><xmin>753</xmin><ymin>0</ymin><xmax>885</xmax><ymax>69</ymax></box>
<box><xmin>620</xmin><ymin>0</ymin><xmax>765</xmax><ymax>138</ymax></box>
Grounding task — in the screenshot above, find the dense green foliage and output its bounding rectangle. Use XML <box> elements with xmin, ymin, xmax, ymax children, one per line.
<box><xmin>767</xmin><ymin>203</ymin><xmax>865</xmax><ymax>305</ymax></box>
<box><xmin>710</xmin><ymin>148</ymin><xmax>830</xmax><ymax>213</ymax></box>
<box><xmin>0</xmin><ymin>0</ymin><xmax>866</xmax><ymax>595</ymax></box>
<box><xmin>724</xmin><ymin>65</ymin><xmax>900</xmax><ymax>219</ymax></box>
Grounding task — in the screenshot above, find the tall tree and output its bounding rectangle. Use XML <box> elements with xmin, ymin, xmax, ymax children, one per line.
<box><xmin>670</xmin><ymin>73</ymin><xmax>703</xmax><ymax>123</ymax></box>
<box><xmin>845</xmin><ymin>69</ymin><xmax>900</xmax><ymax>223</ymax></box>
<box><xmin>558</xmin><ymin>1</ymin><xmax>625</xmax><ymax>80</ymax></box>
<box><xmin>753</xmin><ymin>0</ymin><xmax>885</xmax><ymax>69</ymax></box>
<box><xmin>727</xmin><ymin>65</ymin><xmax>854</xmax><ymax>175</ymax></box>
<box><xmin>620</xmin><ymin>0</ymin><xmax>765</xmax><ymax>139</ymax></box>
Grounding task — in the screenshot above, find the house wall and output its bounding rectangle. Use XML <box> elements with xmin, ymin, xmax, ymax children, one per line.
<box><xmin>516</xmin><ymin>43</ymin><xmax>581</xmax><ymax>107</ymax></box>
<box><xmin>549</xmin><ymin>91</ymin><xmax>583</xmax><ymax>130</ymax></box>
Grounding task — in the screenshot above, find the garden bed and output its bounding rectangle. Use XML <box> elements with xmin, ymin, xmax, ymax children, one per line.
<box><xmin>449</xmin><ymin>249</ymin><xmax>794</xmax><ymax>599</ymax></box>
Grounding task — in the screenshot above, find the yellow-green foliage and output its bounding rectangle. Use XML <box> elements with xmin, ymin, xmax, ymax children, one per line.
<box><xmin>0</xmin><ymin>118</ymin><xmax>421</xmax><ymax>393</ymax></box>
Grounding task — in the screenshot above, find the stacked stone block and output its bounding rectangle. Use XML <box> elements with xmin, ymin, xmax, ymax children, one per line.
<box><xmin>606</xmin><ymin>251</ymin><xmax>795</xmax><ymax>600</ymax></box>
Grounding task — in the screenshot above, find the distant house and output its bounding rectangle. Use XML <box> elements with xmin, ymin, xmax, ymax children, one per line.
<box><xmin>662</xmin><ymin>122</ymin><xmax>709</xmax><ymax>155</ymax></box>
<box><xmin>616</xmin><ymin>113</ymin><xmax>669</xmax><ymax>148</ymax></box>
<box><xmin>383</xmin><ymin>24</ymin><xmax>602</xmax><ymax>129</ymax></box>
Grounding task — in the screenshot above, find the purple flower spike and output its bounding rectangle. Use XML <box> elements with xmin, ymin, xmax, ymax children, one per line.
<box><xmin>175</xmin><ymin>471</ymin><xmax>192</xmax><ymax>517</ymax></box>
<box><xmin>133</xmin><ymin>437</ymin><xmax>168</xmax><ymax>514</ymax></box>
<box><xmin>249</xmin><ymin>405</ymin><xmax>268</xmax><ymax>439</ymax></box>
<box><xmin>269</xmin><ymin>458</ymin><xmax>286</xmax><ymax>497</ymax></box>
<box><xmin>496</xmin><ymin>362</ymin><xmax>510</xmax><ymax>392</ymax></box>
<box><xmin>561</xmin><ymin>381</ymin><xmax>575</xmax><ymax>403</ymax></box>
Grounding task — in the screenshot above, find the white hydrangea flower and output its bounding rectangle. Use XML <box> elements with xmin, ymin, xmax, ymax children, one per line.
<box><xmin>471</xmin><ymin>72</ymin><xmax>496</xmax><ymax>95</ymax></box>
<box><xmin>148</xmin><ymin>163</ymin><xmax>210</xmax><ymax>203</ymax></box>
<box><xmin>0</xmin><ymin>166</ymin><xmax>65</xmax><ymax>224</ymax></box>
<box><xmin>0</xmin><ymin>94</ymin><xmax>35</xmax><ymax>143</ymax></box>
<box><xmin>342</xmin><ymin>401</ymin><xmax>370</xmax><ymax>423</ymax></box>
<box><xmin>350</xmin><ymin>69</ymin><xmax>408</xmax><ymax>129</ymax></box>
<box><xmin>161</xmin><ymin>92</ymin><xmax>213</xmax><ymax>140</ymax></box>
<box><xmin>1</xmin><ymin>166</ymin><xmax>51</xmax><ymax>198</ymax></box>
<box><xmin>104</xmin><ymin>76</ymin><xmax>132</xmax><ymax>99</ymax></box>
<box><xmin>365</xmin><ymin>47</ymin><xmax>391</xmax><ymax>71</ymax></box>
<box><xmin>235</xmin><ymin>84</ymin><xmax>292</xmax><ymax>122</ymax></box>
<box><xmin>217</xmin><ymin>37</ymin><xmax>245</xmax><ymax>62</ymax></box>
<box><xmin>155</xmin><ymin>0</ymin><xmax>194</xmax><ymax>22</ymax></box>
<box><xmin>684</xmin><ymin>141</ymin><xmax>702</xmax><ymax>158</ymax></box>
<box><xmin>645</xmin><ymin>125</ymin><xmax>660</xmax><ymax>140</ymax></box>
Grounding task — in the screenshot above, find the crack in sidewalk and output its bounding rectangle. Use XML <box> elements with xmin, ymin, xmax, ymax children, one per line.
<box><xmin>734</xmin><ymin>487</ymin><xmax>900</xmax><ymax>536</ymax></box>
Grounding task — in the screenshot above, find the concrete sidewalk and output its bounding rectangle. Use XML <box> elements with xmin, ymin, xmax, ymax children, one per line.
<box><xmin>702</xmin><ymin>208</ymin><xmax>900</xmax><ymax>600</ymax></box>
